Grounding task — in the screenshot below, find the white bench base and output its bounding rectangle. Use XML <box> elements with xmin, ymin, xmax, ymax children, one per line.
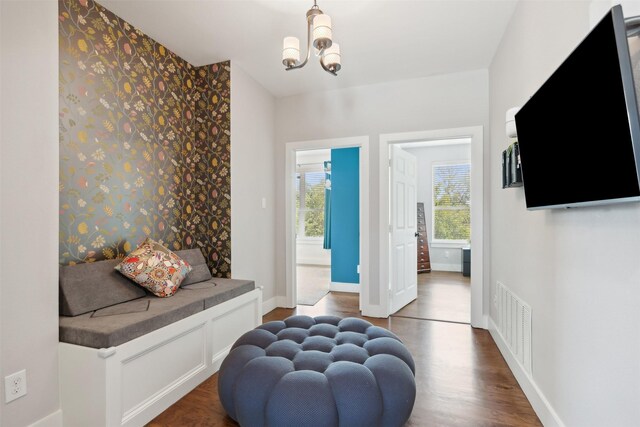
<box><xmin>60</xmin><ymin>288</ymin><xmax>262</xmax><ymax>427</ymax></box>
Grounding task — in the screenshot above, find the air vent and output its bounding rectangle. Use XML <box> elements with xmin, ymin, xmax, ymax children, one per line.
<box><xmin>496</xmin><ymin>281</ymin><xmax>532</xmax><ymax>375</ymax></box>
<box><xmin>522</xmin><ymin>305</ymin><xmax>532</xmax><ymax>373</ymax></box>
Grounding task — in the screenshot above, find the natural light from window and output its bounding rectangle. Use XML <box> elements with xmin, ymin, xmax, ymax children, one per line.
<box><xmin>296</xmin><ymin>166</ymin><xmax>325</xmax><ymax>238</ymax></box>
<box><xmin>432</xmin><ymin>162</ymin><xmax>470</xmax><ymax>244</ymax></box>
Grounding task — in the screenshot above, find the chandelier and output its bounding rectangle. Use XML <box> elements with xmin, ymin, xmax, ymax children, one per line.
<box><xmin>282</xmin><ymin>0</ymin><xmax>341</xmax><ymax>76</ymax></box>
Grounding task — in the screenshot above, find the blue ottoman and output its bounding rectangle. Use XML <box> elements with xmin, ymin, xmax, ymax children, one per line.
<box><xmin>218</xmin><ymin>315</ymin><xmax>416</xmax><ymax>427</ymax></box>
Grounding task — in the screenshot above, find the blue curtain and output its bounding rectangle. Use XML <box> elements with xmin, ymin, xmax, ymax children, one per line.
<box><xmin>323</xmin><ymin>161</ymin><xmax>331</xmax><ymax>249</ymax></box>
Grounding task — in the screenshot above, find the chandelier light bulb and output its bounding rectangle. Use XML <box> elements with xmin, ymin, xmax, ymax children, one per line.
<box><xmin>322</xmin><ymin>43</ymin><xmax>341</xmax><ymax>72</ymax></box>
<box><xmin>282</xmin><ymin>36</ymin><xmax>300</xmax><ymax>67</ymax></box>
<box><xmin>312</xmin><ymin>14</ymin><xmax>333</xmax><ymax>51</ymax></box>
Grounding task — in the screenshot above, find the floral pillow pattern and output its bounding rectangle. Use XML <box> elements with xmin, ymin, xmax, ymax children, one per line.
<box><xmin>115</xmin><ymin>238</ymin><xmax>192</xmax><ymax>297</ymax></box>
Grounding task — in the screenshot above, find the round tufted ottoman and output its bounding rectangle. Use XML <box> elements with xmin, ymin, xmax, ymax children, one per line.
<box><xmin>218</xmin><ymin>315</ymin><xmax>416</xmax><ymax>427</ymax></box>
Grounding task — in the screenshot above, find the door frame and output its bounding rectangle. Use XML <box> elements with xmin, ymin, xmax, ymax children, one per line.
<box><xmin>379</xmin><ymin>126</ymin><xmax>486</xmax><ymax>328</ymax></box>
<box><xmin>284</xmin><ymin>136</ymin><xmax>370</xmax><ymax>313</ymax></box>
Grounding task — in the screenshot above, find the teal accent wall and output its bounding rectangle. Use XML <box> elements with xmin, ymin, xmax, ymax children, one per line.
<box><xmin>330</xmin><ymin>147</ymin><xmax>360</xmax><ymax>284</ymax></box>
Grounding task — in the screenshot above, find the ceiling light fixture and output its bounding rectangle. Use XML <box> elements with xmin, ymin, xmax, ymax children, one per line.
<box><xmin>282</xmin><ymin>0</ymin><xmax>341</xmax><ymax>76</ymax></box>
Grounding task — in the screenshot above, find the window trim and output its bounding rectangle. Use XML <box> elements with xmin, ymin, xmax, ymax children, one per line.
<box><xmin>296</xmin><ymin>163</ymin><xmax>324</xmax><ymax>174</ymax></box>
<box><xmin>296</xmin><ymin>236</ymin><xmax>325</xmax><ymax>244</ymax></box>
<box><xmin>431</xmin><ymin>160</ymin><xmax>471</xmax><ymax>245</ymax></box>
<box><xmin>430</xmin><ymin>241</ymin><xmax>469</xmax><ymax>249</ymax></box>
<box><xmin>295</xmin><ymin>163</ymin><xmax>326</xmax><ymax>239</ymax></box>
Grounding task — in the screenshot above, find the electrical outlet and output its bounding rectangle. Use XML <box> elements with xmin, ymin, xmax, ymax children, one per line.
<box><xmin>4</xmin><ymin>370</ymin><xmax>27</xmax><ymax>403</ymax></box>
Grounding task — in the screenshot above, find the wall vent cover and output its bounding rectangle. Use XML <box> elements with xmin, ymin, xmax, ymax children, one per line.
<box><xmin>496</xmin><ymin>281</ymin><xmax>532</xmax><ymax>375</ymax></box>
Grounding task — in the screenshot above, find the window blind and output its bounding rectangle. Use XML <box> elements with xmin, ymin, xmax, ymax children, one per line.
<box><xmin>296</xmin><ymin>169</ymin><xmax>326</xmax><ymax>238</ymax></box>
<box><xmin>432</xmin><ymin>163</ymin><xmax>471</xmax><ymax>242</ymax></box>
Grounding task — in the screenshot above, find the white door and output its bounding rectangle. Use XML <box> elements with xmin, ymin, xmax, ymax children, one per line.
<box><xmin>389</xmin><ymin>145</ymin><xmax>418</xmax><ymax>314</ymax></box>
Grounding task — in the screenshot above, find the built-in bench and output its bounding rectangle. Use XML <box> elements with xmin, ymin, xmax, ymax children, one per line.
<box><xmin>58</xmin><ymin>249</ymin><xmax>262</xmax><ymax>427</ymax></box>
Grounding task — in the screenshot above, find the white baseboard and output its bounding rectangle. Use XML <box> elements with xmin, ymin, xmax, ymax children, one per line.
<box><xmin>480</xmin><ymin>314</ymin><xmax>489</xmax><ymax>329</ymax></box>
<box><xmin>263</xmin><ymin>296</ymin><xmax>297</xmax><ymax>314</ymax></box>
<box><xmin>488</xmin><ymin>317</ymin><xmax>565</xmax><ymax>427</ymax></box>
<box><xmin>262</xmin><ymin>297</ymin><xmax>278</xmax><ymax>315</ymax></box>
<box><xmin>330</xmin><ymin>282</ymin><xmax>360</xmax><ymax>293</ymax></box>
<box><xmin>361</xmin><ymin>303</ymin><xmax>388</xmax><ymax>318</ymax></box>
<box><xmin>431</xmin><ymin>263</ymin><xmax>462</xmax><ymax>272</ymax></box>
<box><xmin>29</xmin><ymin>409</ymin><xmax>63</xmax><ymax>427</ymax></box>
<box><xmin>276</xmin><ymin>296</ymin><xmax>294</xmax><ymax>309</ymax></box>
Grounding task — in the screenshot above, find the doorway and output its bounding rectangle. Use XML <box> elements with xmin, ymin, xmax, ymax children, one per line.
<box><xmin>380</xmin><ymin>127</ymin><xmax>485</xmax><ymax>328</ymax></box>
<box><xmin>392</xmin><ymin>139</ymin><xmax>472</xmax><ymax>324</ymax></box>
<box><xmin>285</xmin><ymin>137</ymin><xmax>370</xmax><ymax>313</ymax></box>
<box><xmin>295</xmin><ymin>149</ymin><xmax>332</xmax><ymax>305</ymax></box>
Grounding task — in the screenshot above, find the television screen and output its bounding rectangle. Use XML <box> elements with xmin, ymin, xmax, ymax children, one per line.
<box><xmin>515</xmin><ymin>5</ymin><xmax>640</xmax><ymax>210</ymax></box>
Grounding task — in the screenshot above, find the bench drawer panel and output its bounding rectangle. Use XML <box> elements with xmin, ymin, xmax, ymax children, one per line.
<box><xmin>120</xmin><ymin>323</ymin><xmax>207</xmax><ymax>421</ymax></box>
<box><xmin>211</xmin><ymin>298</ymin><xmax>261</xmax><ymax>361</ymax></box>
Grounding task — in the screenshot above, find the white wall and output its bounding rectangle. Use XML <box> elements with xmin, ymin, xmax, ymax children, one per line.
<box><xmin>231</xmin><ymin>63</ymin><xmax>277</xmax><ymax>305</ymax></box>
<box><xmin>489</xmin><ymin>1</ymin><xmax>640</xmax><ymax>425</ymax></box>
<box><xmin>296</xmin><ymin>240</ymin><xmax>330</xmax><ymax>266</ymax></box>
<box><xmin>1</xmin><ymin>1</ymin><xmax>61</xmax><ymax>426</ymax></box>
<box><xmin>276</xmin><ymin>70</ymin><xmax>490</xmax><ymax>309</ymax></box>
<box><xmin>403</xmin><ymin>144</ymin><xmax>471</xmax><ymax>272</ymax></box>
<box><xmin>589</xmin><ymin>0</ymin><xmax>640</xmax><ymax>28</ymax></box>
<box><xmin>296</xmin><ymin>149</ymin><xmax>330</xmax><ymax>166</ymax></box>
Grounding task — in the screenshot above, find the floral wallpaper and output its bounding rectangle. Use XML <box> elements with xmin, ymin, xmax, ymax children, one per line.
<box><xmin>58</xmin><ymin>0</ymin><xmax>231</xmax><ymax>276</ymax></box>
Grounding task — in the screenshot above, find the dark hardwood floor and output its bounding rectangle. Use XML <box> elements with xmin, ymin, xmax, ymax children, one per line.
<box><xmin>393</xmin><ymin>271</ymin><xmax>471</xmax><ymax>324</ymax></box>
<box><xmin>148</xmin><ymin>292</ymin><xmax>541</xmax><ymax>427</ymax></box>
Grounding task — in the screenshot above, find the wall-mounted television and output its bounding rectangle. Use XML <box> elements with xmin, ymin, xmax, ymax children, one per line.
<box><xmin>515</xmin><ymin>5</ymin><xmax>640</xmax><ymax>210</ymax></box>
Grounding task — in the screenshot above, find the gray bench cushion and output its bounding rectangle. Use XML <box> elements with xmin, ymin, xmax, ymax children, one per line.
<box><xmin>59</xmin><ymin>248</ymin><xmax>212</xmax><ymax>317</ymax></box>
<box><xmin>59</xmin><ymin>278</ymin><xmax>255</xmax><ymax>348</ymax></box>
<box><xmin>182</xmin><ymin>278</ymin><xmax>255</xmax><ymax>310</ymax></box>
<box><xmin>178</xmin><ymin>248</ymin><xmax>213</xmax><ymax>285</ymax></box>
<box><xmin>59</xmin><ymin>259</ymin><xmax>146</xmax><ymax>317</ymax></box>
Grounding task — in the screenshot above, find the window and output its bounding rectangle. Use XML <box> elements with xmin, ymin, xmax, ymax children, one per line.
<box><xmin>296</xmin><ymin>166</ymin><xmax>326</xmax><ymax>238</ymax></box>
<box><xmin>432</xmin><ymin>162</ymin><xmax>470</xmax><ymax>243</ymax></box>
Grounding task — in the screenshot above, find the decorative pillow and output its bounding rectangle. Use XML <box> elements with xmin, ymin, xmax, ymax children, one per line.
<box><xmin>115</xmin><ymin>238</ymin><xmax>192</xmax><ymax>297</ymax></box>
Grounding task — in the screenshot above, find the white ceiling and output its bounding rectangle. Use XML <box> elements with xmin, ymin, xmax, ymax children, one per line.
<box><xmin>99</xmin><ymin>0</ymin><xmax>518</xmax><ymax>98</ymax></box>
